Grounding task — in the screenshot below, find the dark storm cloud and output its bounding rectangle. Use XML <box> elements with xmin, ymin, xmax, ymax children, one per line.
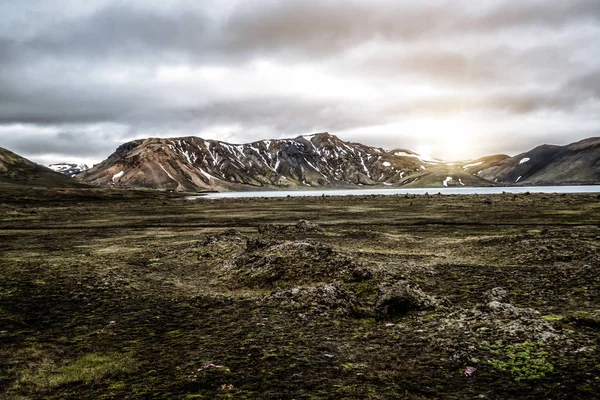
<box><xmin>7</xmin><ymin>1</ymin><xmax>600</xmax><ymax>62</ymax></box>
<box><xmin>1</xmin><ymin>129</ymin><xmax>121</xmax><ymax>160</ymax></box>
<box><xmin>25</xmin><ymin>5</ymin><xmax>211</xmax><ymax>63</ymax></box>
<box><xmin>0</xmin><ymin>69</ymin><xmax>141</xmax><ymax>125</ymax></box>
<box><xmin>338</xmin><ymin>42</ymin><xmax>594</xmax><ymax>88</ymax></box>
<box><xmin>567</xmin><ymin>70</ymin><xmax>600</xmax><ymax>98</ymax></box>
<box><xmin>222</xmin><ymin>0</ymin><xmax>600</xmax><ymax>56</ymax></box>
<box><xmin>467</xmin><ymin>0</ymin><xmax>600</xmax><ymax>31</ymax></box>
<box><xmin>150</xmin><ymin>96</ymin><xmax>394</xmax><ymax>134</ymax></box>
<box><xmin>0</xmin><ymin>0</ymin><xmax>599</xmax><ymax>163</ymax></box>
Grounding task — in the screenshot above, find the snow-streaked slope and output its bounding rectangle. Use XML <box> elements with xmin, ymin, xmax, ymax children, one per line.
<box><xmin>49</xmin><ymin>163</ymin><xmax>89</xmax><ymax>177</ymax></box>
<box><xmin>477</xmin><ymin>137</ymin><xmax>600</xmax><ymax>185</ymax></box>
<box><xmin>77</xmin><ymin>134</ymin><xmax>600</xmax><ymax>191</ymax></box>
<box><xmin>78</xmin><ymin>133</ymin><xmax>447</xmax><ymax>191</ymax></box>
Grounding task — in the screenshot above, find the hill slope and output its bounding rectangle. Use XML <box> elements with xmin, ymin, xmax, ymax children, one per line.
<box><xmin>478</xmin><ymin>137</ymin><xmax>600</xmax><ymax>185</ymax></box>
<box><xmin>0</xmin><ymin>147</ymin><xmax>89</xmax><ymax>188</ymax></box>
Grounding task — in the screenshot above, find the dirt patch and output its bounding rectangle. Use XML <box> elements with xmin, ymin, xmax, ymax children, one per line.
<box><xmin>257</xmin><ymin>219</ymin><xmax>323</xmax><ymax>236</ymax></box>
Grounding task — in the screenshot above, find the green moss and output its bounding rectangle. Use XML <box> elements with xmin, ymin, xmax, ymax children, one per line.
<box><xmin>15</xmin><ymin>353</ymin><xmax>137</xmax><ymax>390</ymax></box>
<box><xmin>541</xmin><ymin>314</ymin><xmax>564</xmax><ymax>322</ymax></box>
<box><xmin>323</xmin><ymin>231</ymin><xmax>342</xmax><ymax>237</ymax></box>
<box><xmin>342</xmin><ymin>363</ymin><xmax>368</xmax><ymax>372</ymax></box>
<box><xmin>488</xmin><ymin>341</ymin><xmax>554</xmax><ymax>382</ymax></box>
<box><xmin>109</xmin><ymin>382</ymin><xmax>126</xmax><ymax>390</ymax></box>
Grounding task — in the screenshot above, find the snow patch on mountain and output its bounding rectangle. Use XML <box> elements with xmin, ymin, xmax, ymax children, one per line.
<box><xmin>159</xmin><ymin>164</ymin><xmax>176</xmax><ymax>181</ymax></box>
<box><xmin>49</xmin><ymin>163</ymin><xmax>89</xmax><ymax>177</ymax></box>
<box><xmin>462</xmin><ymin>161</ymin><xmax>483</xmax><ymax>169</ymax></box>
<box><xmin>112</xmin><ymin>171</ymin><xmax>124</xmax><ymax>182</ymax></box>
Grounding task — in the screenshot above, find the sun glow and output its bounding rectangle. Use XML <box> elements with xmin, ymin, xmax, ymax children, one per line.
<box><xmin>410</xmin><ymin>115</ymin><xmax>476</xmax><ymax>161</ymax></box>
<box><xmin>341</xmin><ymin>114</ymin><xmax>478</xmax><ymax>161</ymax></box>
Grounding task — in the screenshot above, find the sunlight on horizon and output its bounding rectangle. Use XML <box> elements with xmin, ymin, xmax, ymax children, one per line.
<box><xmin>341</xmin><ymin>114</ymin><xmax>478</xmax><ymax>161</ymax></box>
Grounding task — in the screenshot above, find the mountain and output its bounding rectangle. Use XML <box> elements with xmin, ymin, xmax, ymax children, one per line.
<box><xmin>0</xmin><ymin>147</ymin><xmax>89</xmax><ymax>187</ymax></box>
<box><xmin>477</xmin><ymin>137</ymin><xmax>600</xmax><ymax>185</ymax></box>
<box><xmin>5</xmin><ymin>135</ymin><xmax>596</xmax><ymax>191</ymax></box>
<box><xmin>77</xmin><ymin>133</ymin><xmax>498</xmax><ymax>191</ymax></box>
<box><xmin>49</xmin><ymin>163</ymin><xmax>89</xmax><ymax>177</ymax></box>
<box><xmin>77</xmin><ymin>134</ymin><xmax>600</xmax><ymax>191</ymax></box>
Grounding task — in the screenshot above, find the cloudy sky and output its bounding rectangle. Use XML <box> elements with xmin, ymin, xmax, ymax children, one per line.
<box><xmin>1</xmin><ymin>0</ymin><xmax>599</xmax><ymax>165</ymax></box>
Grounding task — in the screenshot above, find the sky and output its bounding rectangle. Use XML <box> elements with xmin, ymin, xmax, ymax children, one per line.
<box><xmin>0</xmin><ymin>0</ymin><xmax>599</xmax><ymax>165</ymax></box>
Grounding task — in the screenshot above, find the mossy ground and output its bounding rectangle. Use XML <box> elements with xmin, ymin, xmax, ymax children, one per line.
<box><xmin>0</xmin><ymin>189</ymin><xmax>599</xmax><ymax>399</ymax></box>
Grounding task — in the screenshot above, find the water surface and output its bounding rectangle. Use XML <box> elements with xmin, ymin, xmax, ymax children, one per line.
<box><xmin>186</xmin><ymin>185</ymin><xmax>600</xmax><ymax>200</ymax></box>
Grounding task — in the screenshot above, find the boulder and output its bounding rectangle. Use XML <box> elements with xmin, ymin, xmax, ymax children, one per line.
<box><xmin>268</xmin><ymin>283</ymin><xmax>357</xmax><ymax>317</ymax></box>
<box><xmin>485</xmin><ymin>287</ymin><xmax>509</xmax><ymax>303</ymax></box>
<box><xmin>374</xmin><ymin>281</ymin><xmax>438</xmax><ymax>319</ymax></box>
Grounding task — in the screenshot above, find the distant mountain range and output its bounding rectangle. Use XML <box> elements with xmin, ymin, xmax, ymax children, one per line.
<box><xmin>77</xmin><ymin>133</ymin><xmax>600</xmax><ymax>191</ymax></box>
<box><xmin>1</xmin><ymin>134</ymin><xmax>598</xmax><ymax>190</ymax></box>
<box><xmin>48</xmin><ymin>163</ymin><xmax>89</xmax><ymax>177</ymax></box>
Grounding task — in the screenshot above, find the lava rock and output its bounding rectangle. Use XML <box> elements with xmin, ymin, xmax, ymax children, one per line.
<box><xmin>350</xmin><ymin>265</ymin><xmax>374</xmax><ymax>282</ymax></box>
<box><xmin>485</xmin><ymin>287</ymin><xmax>509</xmax><ymax>303</ymax></box>
<box><xmin>268</xmin><ymin>283</ymin><xmax>358</xmax><ymax>317</ymax></box>
<box><xmin>374</xmin><ymin>281</ymin><xmax>438</xmax><ymax>319</ymax></box>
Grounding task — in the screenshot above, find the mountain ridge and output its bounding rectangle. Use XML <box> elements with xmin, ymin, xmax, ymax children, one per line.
<box><xmin>77</xmin><ymin>133</ymin><xmax>599</xmax><ymax>191</ymax></box>
<box><xmin>78</xmin><ymin>133</ymin><xmax>501</xmax><ymax>191</ymax></box>
<box><xmin>3</xmin><ymin>134</ymin><xmax>598</xmax><ymax>191</ymax></box>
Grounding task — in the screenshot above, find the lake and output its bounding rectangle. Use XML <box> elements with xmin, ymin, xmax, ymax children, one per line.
<box><xmin>186</xmin><ymin>185</ymin><xmax>600</xmax><ymax>200</ymax></box>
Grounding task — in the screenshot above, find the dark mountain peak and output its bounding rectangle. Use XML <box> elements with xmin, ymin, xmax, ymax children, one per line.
<box><xmin>115</xmin><ymin>139</ymin><xmax>144</xmax><ymax>155</ymax></box>
<box><xmin>529</xmin><ymin>143</ymin><xmax>561</xmax><ymax>152</ymax></box>
<box><xmin>567</xmin><ymin>136</ymin><xmax>600</xmax><ymax>151</ymax></box>
<box><xmin>296</xmin><ymin>132</ymin><xmax>339</xmax><ymax>145</ymax></box>
<box><xmin>477</xmin><ymin>138</ymin><xmax>600</xmax><ymax>185</ymax></box>
<box><xmin>301</xmin><ymin>132</ymin><xmax>332</xmax><ymax>139</ymax></box>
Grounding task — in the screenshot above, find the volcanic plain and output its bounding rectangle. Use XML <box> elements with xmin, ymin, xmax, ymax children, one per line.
<box><xmin>1</xmin><ymin>187</ymin><xmax>599</xmax><ymax>399</ymax></box>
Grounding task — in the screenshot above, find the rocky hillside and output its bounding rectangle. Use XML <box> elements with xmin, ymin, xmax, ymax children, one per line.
<box><xmin>477</xmin><ymin>137</ymin><xmax>600</xmax><ymax>185</ymax></box>
<box><xmin>77</xmin><ymin>133</ymin><xmax>495</xmax><ymax>191</ymax></box>
<box><xmin>0</xmin><ymin>147</ymin><xmax>89</xmax><ymax>188</ymax></box>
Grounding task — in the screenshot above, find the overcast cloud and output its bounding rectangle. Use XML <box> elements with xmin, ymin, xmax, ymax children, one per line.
<box><xmin>0</xmin><ymin>0</ymin><xmax>599</xmax><ymax>164</ymax></box>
